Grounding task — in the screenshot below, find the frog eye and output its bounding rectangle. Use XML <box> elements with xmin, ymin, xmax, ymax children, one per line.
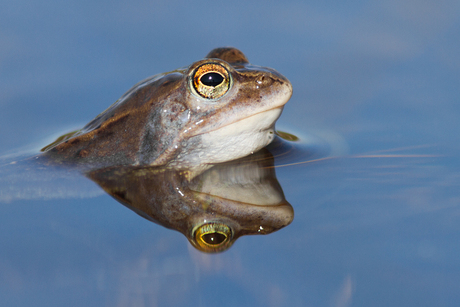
<box><xmin>193</xmin><ymin>222</ymin><xmax>233</xmax><ymax>252</ymax></box>
<box><xmin>192</xmin><ymin>63</ymin><xmax>231</xmax><ymax>99</ymax></box>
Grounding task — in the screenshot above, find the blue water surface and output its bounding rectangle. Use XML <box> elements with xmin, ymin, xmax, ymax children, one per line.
<box><xmin>1</xmin><ymin>0</ymin><xmax>460</xmax><ymax>306</ymax></box>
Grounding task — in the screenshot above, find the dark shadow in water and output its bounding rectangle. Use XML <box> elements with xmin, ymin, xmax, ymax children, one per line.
<box><xmin>87</xmin><ymin>147</ymin><xmax>294</xmax><ymax>253</ymax></box>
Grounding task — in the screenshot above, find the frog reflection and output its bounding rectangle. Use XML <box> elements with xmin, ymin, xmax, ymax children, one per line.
<box><xmin>87</xmin><ymin>148</ymin><xmax>293</xmax><ymax>253</ymax></box>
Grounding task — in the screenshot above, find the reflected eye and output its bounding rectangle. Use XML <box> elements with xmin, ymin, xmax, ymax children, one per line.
<box><xmin>201</xmin><ymin>232</ymin><xmax>226</xmax><ymax>244</ymax></box>
<box><xmin>193</xmin><ymin>222</ymin><xmax>233</xmax><ymax>252</ymax></box>
<box><xmin>192</xmin><ymin>63</ymin><xmax>230</xmax><ymax>99</ymax></box>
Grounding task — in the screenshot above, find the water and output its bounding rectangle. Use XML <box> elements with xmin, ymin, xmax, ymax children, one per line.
<box><xmin>1</xmin><ymin>0</ymin><xmax>460</xmax><ymax>306</ymax></box>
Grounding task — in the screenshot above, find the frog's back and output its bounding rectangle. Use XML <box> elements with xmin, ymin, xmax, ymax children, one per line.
<box><xmin>43</xmin><ymin>71</ymin><xmax>184</xmax><ymax>166</ymax></box>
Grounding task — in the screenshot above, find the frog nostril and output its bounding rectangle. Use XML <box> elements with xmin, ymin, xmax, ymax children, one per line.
<box><xmin>256</xmin><ymin>76</ymin><xmax>265</xmax><ymax>84</ymax></box>
<box><xmin>255</xmin><ymin>75</ymin><xmax>274</xmax><ymax>89</ymax></box>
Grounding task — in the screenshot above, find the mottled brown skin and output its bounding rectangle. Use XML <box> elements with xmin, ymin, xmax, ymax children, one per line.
<box><xmin>43</xmin><ymin>72</ymin><xmax>185</xmax><ymax>166</ymax></box>
<box><xmin>43</xmin><ymin>47</ymin><xmax>292</xmax><ymax>168</ymax></box>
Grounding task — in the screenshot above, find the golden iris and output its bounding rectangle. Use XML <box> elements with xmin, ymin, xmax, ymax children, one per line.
<box><xmin>193</xmin><ymin>222</ymin><xmax>233</xmax><ymax>252</ymax></box>
<box><xmin>192</xmin><ymin>63</ymin><xmax>230</xmax><ymax>99</ymax></box>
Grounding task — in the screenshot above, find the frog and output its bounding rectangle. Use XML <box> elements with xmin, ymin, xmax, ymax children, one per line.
<box><xmin>42</xmin><ymin>47</ymin><xmax>292</xmax><ymax>169</ymax></box>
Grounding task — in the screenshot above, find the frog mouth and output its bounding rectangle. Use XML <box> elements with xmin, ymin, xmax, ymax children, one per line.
<box><xmin>225</xmin><ymin>106</ymin><xmax>283</xmax><ymax>131</ymax></box>
<box><xmin>191</xmin><ymin>107</ymin><xmax>284</xmax><ymax>164</ymax></box>
<box><xmin>193</xmin><ymin>76</ymin><xmax>292</xmax><ymax>138</ymax></box>
<box><xmin>198</xmin><ymin>106</ymin><xmax>284</xmax><ymax>137</ymax></box>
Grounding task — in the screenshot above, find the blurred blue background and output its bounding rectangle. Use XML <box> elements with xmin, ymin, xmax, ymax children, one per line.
<box><xmin>1</xmin><ymin>0</ymin><xmax>460</xmax><ymax>306</ymax></box>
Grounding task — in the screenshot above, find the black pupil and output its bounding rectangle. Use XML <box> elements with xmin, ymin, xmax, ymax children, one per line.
<box><xmin>200</xmin><ymin>72</ymin><xmax>224</xmax><ymax>87</ymax></box>
<box><xmin>201</xmin><ymin>232</ymin><xmax>226</xmax><ymax>245</ymax></box>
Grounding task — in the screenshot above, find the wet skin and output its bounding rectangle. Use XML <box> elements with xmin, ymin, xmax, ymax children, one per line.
<box><xmin>42</xmin><ymin>47</ymin><xmax>292</xmax><ymax>169</ymax></box>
